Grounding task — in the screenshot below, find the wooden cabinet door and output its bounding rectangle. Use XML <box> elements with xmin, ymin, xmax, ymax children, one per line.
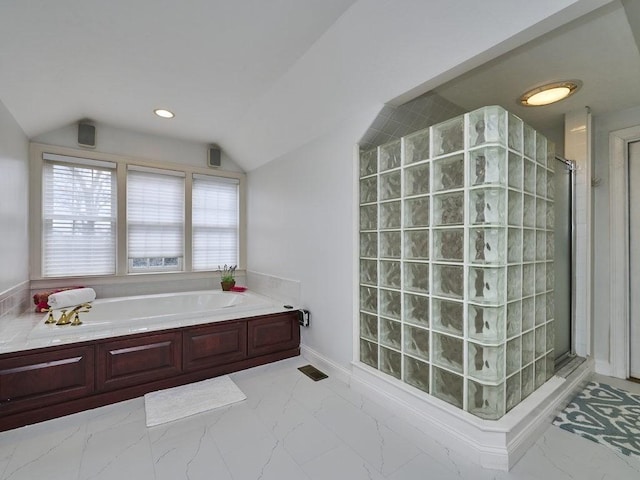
<box><xmin>183</xmin><ymin>321</ymin><xmax>247</xmax><ymax>372</ymax></box>
<box><xmin>97</xmin><ymin>332</ymin><xmax>181</xmax><ymax>391</ymax></box>
<box><xmin>0</xmin><ymin>346</ymin><xmax>94</xmax><ymax>415</ymax></box>
<box><xmin>247</xmin><ymin>313</ymin><xmax>299</xmax><ymax>358</ymax></box>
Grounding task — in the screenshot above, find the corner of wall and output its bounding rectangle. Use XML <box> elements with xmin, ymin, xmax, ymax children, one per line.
<box><xmin>0</xmin><ymin>98</ymin><xmax>29</xmax><ymax>296</ymax></box>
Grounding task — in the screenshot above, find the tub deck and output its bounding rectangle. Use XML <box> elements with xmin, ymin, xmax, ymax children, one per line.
<box><xmin>0</xmin><ymin>290</ymin><xmax>300</xmax><ymax>432</ymax></box>
<box><xmin>0</xmin><ymin>290</ymin><xmax>293</xmax><ymax>354</ymax></box>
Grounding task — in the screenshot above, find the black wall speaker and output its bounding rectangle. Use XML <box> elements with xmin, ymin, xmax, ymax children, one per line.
<box><xmin>78</xmin><ymin>122</ymin><xmax>96</xmax><ymax>148</ymax></box>
<box><xmin>208</xmin><ymin>144</ymin><xmax>221</xmax><ymax>168</ymax></box>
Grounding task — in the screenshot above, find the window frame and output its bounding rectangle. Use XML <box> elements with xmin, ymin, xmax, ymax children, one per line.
<box><xmin>29</xmin><ymin>143</ymin><xmax>246</xmax><ymax>281</ymax></box>
<box><xmin>192</xmin><ymin>173</ymin><xmax>240</xmax><ymax>272</ymax></box>
<box><xmin>41</xmin><ymin>155</ymin><xmax>118</xmax><ymax>277</ymax></box>
<box><xmin>126</xmin><ymin>165</ymin><xmax>186</xmax><ymax>274</ymax></box>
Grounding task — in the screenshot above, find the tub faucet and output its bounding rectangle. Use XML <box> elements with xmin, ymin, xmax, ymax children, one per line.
<box><xmin>54</xmin><ymin>303</ymin><xmax>92</xmax><ymax>326</ymax></box>
<box><xmin>44</xmin><ymin>309</ymin><xmax>56</xmax><ymax>324</ymax></box>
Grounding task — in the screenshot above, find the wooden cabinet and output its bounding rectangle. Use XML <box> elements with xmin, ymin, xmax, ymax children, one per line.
<box><xmin>248</xmin><ymin>313</ymin><xmax>299</xmax><ymax>358</ymax></box>
<box><xmin>97</xmin><ymin>332</ymin><xmax>181</xmax><ymax>391</ymax></box>
<box><xmin>0</xmin><ymin>312</ymin><xmax>299</xmax><ymax>431</ymax></box>
<box><xmin>183</xmin><ymin>320</ymin><xmax>247</xmax><ymax>372</ymax></box>
<box><xmin>0</xmin><ymin>345</ymin><xmax>94</xmax><ymax>415</ymax></box>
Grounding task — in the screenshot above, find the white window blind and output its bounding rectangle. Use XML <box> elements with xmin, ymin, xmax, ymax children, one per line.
<box><xmin>192</xmin><ymin>174</ymin><xmax>239</xmax><ymax>270</ymax></box>
<box><xmin>127</xmin><ymin>167</ymin><xmax>185</xmax><ymax>272</ymax></box>
<box><xmin>42</xmin><ymin>156</ymin><xmax>116</xmax><ymax>277</ymax></box>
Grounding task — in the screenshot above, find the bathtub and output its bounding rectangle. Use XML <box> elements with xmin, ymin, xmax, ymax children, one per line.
<box><xmin>3</xmin><ymin>288</ymin><xmax>300</xmax><ymax>432</ymax></box>
<box><xmin>29</xmin><ymin>290</ymin><xmax>290</xmax><ymax>340</ymax></box>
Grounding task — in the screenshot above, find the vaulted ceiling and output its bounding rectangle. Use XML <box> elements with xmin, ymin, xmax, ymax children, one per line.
<box><xmin>433</xmin><ymin>0</ymin><xmax>640</xmax><ymax>148</ymax></box>
<box><xmin>0</xmin><ymin>0</ymin><xmax>620</xmax><ymax>171</ymax></box>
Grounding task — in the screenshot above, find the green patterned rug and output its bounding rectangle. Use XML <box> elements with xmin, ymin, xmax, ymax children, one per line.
<box><xmin>553</xmin><ymin>381</ymin><xmax>640</xmax><ymax>459</ymax></box>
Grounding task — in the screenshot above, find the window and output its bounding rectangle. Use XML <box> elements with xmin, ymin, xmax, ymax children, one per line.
<box><xmin>127</xmin><ymin>167</ymin><xmax>185</xmax><ymax>272</ymax></box>
<box><xmin>192</xmin><ymin>174</ymin><xmax>239</xmax><ymax>270</ymax></box>
<box><xmin>33</xmin><ymin>146</ymin><xmax>245</xmax><ymax>279</ymax></box>
<box><xmin>42</xmin><ymin>154</ymin><xmax>116</xmax><ymax>277</ymax></box>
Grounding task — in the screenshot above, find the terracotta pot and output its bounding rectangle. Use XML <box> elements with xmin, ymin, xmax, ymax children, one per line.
<box><xmin>221</xmin><ymin>280</ymin><xmax>236</xmax><ymax>291</ymax></box>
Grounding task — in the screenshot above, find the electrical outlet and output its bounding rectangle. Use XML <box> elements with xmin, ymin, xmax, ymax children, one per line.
<box><xmin>298</xmin><ymin>309</ymin><xmax>310</xmax><ymax>327</ymax></box>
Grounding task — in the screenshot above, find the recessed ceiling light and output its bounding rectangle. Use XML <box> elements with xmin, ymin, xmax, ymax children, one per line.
<box><xmin>519</xmin><ymin>81</ymin><xmax>581</xmax><ymax>106</ymax></box>
<box><xmin>154</xmin><ymin>108</ymin><xmax>175</xmax><ymax>118</ymax></box>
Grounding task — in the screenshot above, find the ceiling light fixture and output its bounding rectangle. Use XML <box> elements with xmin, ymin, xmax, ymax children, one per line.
<box><xmin>519</xmin><ymin>81</ymin><xmax>582</xmax><ymax>107</ymax></box>
<box><xmin>154</xmin><ymin>108</ymin><xmax>175</xmax><ymax>118</ymax></box>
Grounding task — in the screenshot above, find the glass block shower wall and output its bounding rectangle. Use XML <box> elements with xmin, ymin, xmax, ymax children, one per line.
<box><xmin>358</xmin><ymin>105</ymin><xmax>555</xmax><ymax>420</ymax></box>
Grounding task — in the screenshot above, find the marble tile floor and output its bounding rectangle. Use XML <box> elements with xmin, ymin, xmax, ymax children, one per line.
<box><xmin>0</xmin><ymin>356</ymin><xmax>638</xmax><ymax>480</ymax></box>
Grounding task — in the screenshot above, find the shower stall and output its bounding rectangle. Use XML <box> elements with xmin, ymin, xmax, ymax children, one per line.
<box><xmin>358</xmin><ymin>105</ymin><xmax>556</xmax><ymax>420</ymax></box>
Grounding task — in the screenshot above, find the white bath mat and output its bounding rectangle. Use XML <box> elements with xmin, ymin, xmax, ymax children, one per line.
<box><xmin>144</xmin><ymin>375</ymin><xmax>246</xmax><ymax>427</ymax></box>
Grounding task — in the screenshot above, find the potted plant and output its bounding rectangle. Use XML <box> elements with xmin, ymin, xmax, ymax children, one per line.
<box><xmin>218</xmin><ymin>264</ymin><xmax>237</xmax><ymax>291</ymax></box>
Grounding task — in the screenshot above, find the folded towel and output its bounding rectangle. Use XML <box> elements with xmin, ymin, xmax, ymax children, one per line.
<box><xmin>48</xmin><ymin>288</ymin><xmax>96</xmax><ymax>310</ymax></box>
<box><xmin>33</xmin><ymin>286</ymin><xmax>84</xmax><ymax>312</ymax></box>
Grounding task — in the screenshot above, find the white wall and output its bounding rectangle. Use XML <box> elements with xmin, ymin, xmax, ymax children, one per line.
<box><xmin>592</xmin><ymin>105</ymin><xmax>640</xmax><ymax>368</ymax></box>
<box><xmin>244</xmin><ymin>0</ymin><xmax>611</xmax><ymax>372</ymax></box>
<box><xmin>0</xmin><ymin>100</ymin><xmax>29</xmax><ymax>294</ymax></box>
<box><xmin>229</xmin><ymin>0</ymin><xmax>610</xmax><ymax>168</ymax></box>
<box><xmin>32</xmin><ymin>122</ymin><xmax>244</xmax><ymax>172</ymax></box>
<box><xmin>247</xmin><ymin>107</ymin><xmax>379</xmax><ymax>368</ymax></box>
<box><xmin>565</xmin><ymin>109</ymin><xmax>592</xmax><ymax>358</ymax></box>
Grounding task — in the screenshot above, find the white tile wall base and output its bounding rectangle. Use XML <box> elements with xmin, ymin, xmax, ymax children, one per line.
<box><xmin>0</xmin><ymin>281</ymin><xmax>30</xmax><ymax>322</ymax></box>
<box><xmin>247</xmin><ymin>270</ymin><xmax>301</xmax><ymax>306</ymax></box>
<box><xmin>302</xmin><ymin>344</ymin><xmax>593</xmax><ymax>471</ymax></box>
<box><xmin>29</xmin><ymin>273</ymin><xmax>247</xmax><ymax>301</ymax></box>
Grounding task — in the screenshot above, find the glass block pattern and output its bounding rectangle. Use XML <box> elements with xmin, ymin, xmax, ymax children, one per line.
<box><xmin>358</xmin><ymin>106</ymin><xmax>555</xmax><ymax>420</ymax></box>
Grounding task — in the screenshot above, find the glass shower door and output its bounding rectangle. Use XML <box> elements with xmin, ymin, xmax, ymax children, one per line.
<box><xmin>553</xmin><ymin>158</ymin><xmax>573</xmax><ymax>364</ymax></box>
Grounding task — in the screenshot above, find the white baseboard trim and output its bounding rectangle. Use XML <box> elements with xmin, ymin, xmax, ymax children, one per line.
<box><xmin>351</xmin><ymin>362</ymin><xmax>507</xmax><ymax>469</ymax></box>
<box><xmin>299</xmin><ymin>344</ymin><xmax>594</xmax><ymax>471</ymax></box>
<box><xmin>505</xmin><ymin>357</ymin><xmax>592</xmax><ymax>467</ymax></box>
<box><xmin>300</xmin><ymin>344</ymin><xmax>352</xmax><ymax>385</ymax></box>
<box><xmin>594</xmin><ymin>359</ymin><xmax>613</xmax><ymax>376</ymax></box>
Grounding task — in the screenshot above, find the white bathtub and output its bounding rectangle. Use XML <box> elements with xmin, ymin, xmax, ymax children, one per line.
<box><xmin>29</xmin><ymin>290</ymin><xmax>289</xmax><ymax>340</ymax></box>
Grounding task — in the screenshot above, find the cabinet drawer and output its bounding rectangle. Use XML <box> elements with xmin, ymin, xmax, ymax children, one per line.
<box><xmin>97</xmin><ymin>332</ymin><xmax>181</xmax><ymax>391</ymax></box>
<box><xmin>247</xmin><ymin>313</ymin><xmax>300</xmax><ymax>358</ymax></box>
<box><xmin>183</xmin><ymin>321</ymin><xmax>247</xmax><ymax>372</ymax></box>
<box><xmin>0</xmin><ymin>346</ymin><xmax>94</xmax><ymax>414</ymax></box>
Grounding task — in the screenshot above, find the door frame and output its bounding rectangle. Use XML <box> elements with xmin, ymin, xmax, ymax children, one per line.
<box><xmin>554</xmin><ymin>156</ymin><xmax>576</xmax><ymax>367</ymax></box>
<box><xmin>609</xmin><ymin>125</ymin><xmax>640</xmax><ymax>379</ymax></box>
